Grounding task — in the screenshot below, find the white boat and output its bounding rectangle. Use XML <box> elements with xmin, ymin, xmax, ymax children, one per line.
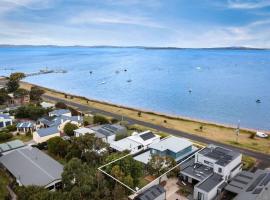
<box><xmin>256</xmin><ymin>131</ymin><xmax>268</xmax><ymax>138</ymax></box>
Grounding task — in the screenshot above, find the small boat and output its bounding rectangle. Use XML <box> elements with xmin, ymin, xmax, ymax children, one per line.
<box><xmin>124</xmin><ymin>69</ymin><xmax>127</xmax><ymax>72</ymax></box>
<box><xmin>256</xmin><ymin>99</ymin><xmax>261</xmax><ymax>103</ymax></box>
<box><xmin>127</xmin><ymin>79</ymin><xmax>132</xmax><ymax>83</ymax></box>
<box><xmin>188</xmin><ymin>89</ymin><xmax>192</xmax><ymax>93</ymax></box>
<box><xmin>100</xmin><ymin>81</ymin><xmax>106</xmax><ymax>84</ymax></box>
<box><xmin>89</xmin><ymin>71</ymin><xmax>93</xmax><ymax>74</ymax></box>
<box><xmin>196</xmin><ymin>67</ymin><xmax>201</xmax><ymax>70</ymax></box>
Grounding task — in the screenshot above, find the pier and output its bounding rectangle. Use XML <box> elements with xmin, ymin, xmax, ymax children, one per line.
<box><xmin>25</xmin><ymin>68</ymin><xmax>67</xmax><ymax>77</ymax></box>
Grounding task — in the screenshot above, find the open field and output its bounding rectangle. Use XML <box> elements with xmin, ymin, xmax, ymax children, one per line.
<box><xmin>19</xmin><ymin>81</ymin><xmax>270</xmax><ymax>155</ymax></box>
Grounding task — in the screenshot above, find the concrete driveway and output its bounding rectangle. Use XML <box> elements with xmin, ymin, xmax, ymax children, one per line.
<box><xmin>164</xmin><ymin>177</ymin><xmax>188</xmax><ymax>200</ymax></box>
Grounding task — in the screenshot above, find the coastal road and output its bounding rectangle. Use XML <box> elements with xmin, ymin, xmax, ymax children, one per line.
<box><xmin>43</xmin><ymin>94</ymin><xmax>270</xmax><ymax>169</ymax></box>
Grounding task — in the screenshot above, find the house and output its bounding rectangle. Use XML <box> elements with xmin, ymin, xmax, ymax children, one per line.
<box><xmin>33</xmin><ymin>126</ymin><xmax>60</xmax><ymax>143</ymax></box>
<box><xmin>180</xmin><ymin>145</ymin><xmax>242</xmax><ymax>200</ymax></box>
<box><xmin>74</xmin><ymin>127</ymin><xmax>95</xmax><ymax>137</ymax></box>
<box><xmin>0</xmin><ymin>113</ymin><xmax>13</xmax><ymax>129</ymax></box>
<box><xmin>134</xmin><ymin>184</ymin><xmax>166</xmax><ymax>200</ymax></box>
<box><xmin>16</xmin><ymin>121</ymin><xmax>36</xmax><ymax>133</ymax></box>
<box><xmin>0</xmin><ymin>140</ymin><xmax>25</xmax><ymax>153</ymax></box>
<box><xmin>40</xmin><ymin>101</ymin><xmax>55</xmax><ymax>109</ymax></box>
<box><xmin>38</xmin><ymin>115</ymin><xmax>83</xmax><ymax>129</ymax></box>
<box><xmin>0</xmin><ymin>147</ymin><xmax>63</xmax><ymax>190</ymax></box>
<box><xmin>134</xmin><ymin>136</ymin><xmax>197</xmax><ymax>164</ymax></box>
<box><xmin>49</xmin><ymin>109</ymin><xmax>71</xmax><ymax>117</ymax></box>
<box><xmin>110</xmin><ymin>131</ymin><xmax>160</xmax><ymax>154</ymax></box>
<box><xmin>8</xmin><ymin>93</ymin><xmax>30</xmax><ymax>106</ymax></box>
<box><xmin>90</xmin><ymin>124</ymin><xmax>127</xmax><ymax>143</ymax></box>
<box><xmin>224</xmin><ymin>169</ymin><xmax>270</xmax><ymax>200</ymax></box>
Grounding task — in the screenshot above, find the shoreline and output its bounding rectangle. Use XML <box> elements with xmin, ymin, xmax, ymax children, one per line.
<box><xmin>16</xmin><ymin>80</ymin><xmax>270</xmax><ymax>155</ymax></box>
<box><xmin>19</xmin><ymin>80</ymin><xmax>266</xmax><ymax>133</ymax></box>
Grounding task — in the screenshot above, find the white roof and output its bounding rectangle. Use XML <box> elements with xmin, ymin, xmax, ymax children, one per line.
<box><xmin>110</xmin><ymin>138</ymin><xmax>142</xmax><ymax>152</ymax></box>
<box><xmin>74</xmin><ymin>127</ymin><xmax>95</xmax><ymax>134</ymax></box>
<box><xmin>149</xmin><ymin>136</ymin><xmax>192</xmax><ymax>153</ymax></box>
<box><xmin>128</xmin><ymin>131</ymin><xmax>160</xmax><ymax>146</ymax></box>
<box><xmin>40</xmin><ymin>102</ymin><xmax>55</xmax><ymax>108</ymax></box>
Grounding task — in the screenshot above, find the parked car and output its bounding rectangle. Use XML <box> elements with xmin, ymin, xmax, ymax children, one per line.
<box><xmin>256</xmin><ymin>131</ymin><xmax>269</xmax><ymax>138</ymax></box>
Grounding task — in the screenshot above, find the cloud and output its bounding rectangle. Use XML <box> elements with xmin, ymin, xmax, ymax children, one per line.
<box><xmin>69</xmin><ymin>10</ymin><xmax>164</xmax><ymax>28</ymax></box>
<box><xmin>227</xmin><ymin>0</ymin><xmax>270</xmax><ymax>9</ymax></box>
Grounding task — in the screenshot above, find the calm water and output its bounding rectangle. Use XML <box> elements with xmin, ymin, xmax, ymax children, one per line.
<box><xmin>0</xmin><ymin>47</ymin><xmax>270</xmax><ymax>130</ymax></box>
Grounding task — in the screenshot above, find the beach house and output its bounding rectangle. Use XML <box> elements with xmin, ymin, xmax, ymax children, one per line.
<box><xmin>110</xmin><ymin>130</ymin><xmax>161</xmax><ymax>154</ymax></box>
<box><xmin>134</xmin><ymin>136</ymin><xmax>197</xmax><ymax>164</ymax></box>
<box><xmin>0</xmin><ymin>147</ymin><xmax>63</xmax><ymax>190</ymax></box>
<box><xmin>180</xmin><ymin>144</ymin><xmax>242</xmax><ymax>200</ymax></box>
<box><xmin>0</xmin><ymin>113</ymin><xmax>13</xmax><ymax>129</ymax></box>
<box><xmin>33</xmin><ymin>126</ymin><xmax>60</xmax><ymax>143</ymax></box>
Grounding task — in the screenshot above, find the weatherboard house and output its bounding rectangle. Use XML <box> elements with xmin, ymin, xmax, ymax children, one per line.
<box><xmin>0</xmin><ymin>147</ymin><xmax>63</xmax><ymax>190</ymax></box>
<box><xmin>180</xmin><ymin>144</ymin><xmax>242</xmax><ymax>200</ymax></box>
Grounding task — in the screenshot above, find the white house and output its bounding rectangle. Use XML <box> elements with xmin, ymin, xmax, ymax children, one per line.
<box><xmin>40</xmin><ymin>101</ymin><xmax>55</xmax><ymax>109</ymax></box>
<box><xmin>180</xmin><ymin>145</ymin><xmax>242</xmax><ymax>200</ymax></box>
<box><xmin>33</xmin><ymin>126</ymin><xmax>60</xmax><ymax>143</ymax></box>
<box><xmin>0</xmin><ymin>114</ymin><xmax>13</xmax><ymax>129</ymax></box>
<box><xmin>110</xmin><ymin>130</ymin><xmax>160</xmax><ymax>154</ymax></box>
<box><xmin>74</xmin><ymin>127</ymin><xmax>95</xmax><ymax>137</ymax></box>
<box><xmin>49</xmin><ymin>109</ymin><xmax>71</xmax><ymax>117</ymax></box>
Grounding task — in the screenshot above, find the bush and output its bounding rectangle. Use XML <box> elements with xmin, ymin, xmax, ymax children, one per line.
<box><xmin>32</xmin><ymin>142</ymin><xmax>48</xmax><ymax>150</ymax></box>
<box><xmin>63</xmin><ymin>123</ymin><xmax>78</xmax><ymax>136</ymax></box>
<box><xmin>55</xmin><ymin>102</ymin><xmax>68</xmax><ymax>109</ymax></box>
<box><xmin>93</xmin><ymin>115</ymin><xmax>109</xmax><ymax>125</ymax></box>
<box><xmin>47</xmin><ymin>137</ymin><xmax>69</xmax><ymax>157</ymax></box>
<box><xmin>83</xmin><ymin>120</ymin><xmax>90</xmax><ymax>126</ymax></box>
<box><xmin>115</xmin><ymin>133</ymin><xmax>129</xmax><ymax>141</ymax></box>
<box><xmin>15</xmin><ymin>105</ymin><xmax>46</xmax><ymax>120</ymax></box>
<box><xmin>5</xmin><ymin>124</ymin><xmax>17</xmax><ymax>132</ymax></box>
<box><xmin>111</xmin><ymin>118</ymin><xmax>119</xmax><ymax>124</ymax></box>
<box><xmin>249</xmin><ymin>132</ymin><xmax>256</xmax><ymax>139</ymax></box>
<box><xmin>0</xmin><ymin>132</ymin><xmax>13</xmax><ymax>142</ymax></box>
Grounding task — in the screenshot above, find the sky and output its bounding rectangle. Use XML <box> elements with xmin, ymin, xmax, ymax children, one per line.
<box><xmin>0</xmin><ymin>0</ymin><xmax>270</xmax><ymax>48</ymax></box>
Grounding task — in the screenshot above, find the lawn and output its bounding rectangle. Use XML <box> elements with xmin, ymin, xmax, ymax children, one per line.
<box><xmin>0</xmin><ymin>169</ymin><xmax>9</xmax><ymax>200</ymax></box>
<box><xmin>12</xmin><ymin>134</ymin><xmax>32</xmax><ymax>142</ymax></box>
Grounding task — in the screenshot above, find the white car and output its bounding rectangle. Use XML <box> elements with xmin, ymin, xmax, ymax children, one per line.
<box><xmin>256</xmin><ymin>131</ymin><xmax>269</xmax><ymax>138</ymax></box>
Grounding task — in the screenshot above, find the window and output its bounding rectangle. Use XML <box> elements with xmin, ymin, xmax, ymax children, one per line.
<box><xmin>0</xmin><ymin>122</ymin><xmax>3</xmax><ymax>127</ymax></box>
<box><xmin>218</xmin><ymin>167</ymin><xmax>222</xmax><ymax>173</ymax></box>
<box><xmin>198</xmin><ymin>192</ymin><xmax>204</xmax><ymax>200</ymax></box>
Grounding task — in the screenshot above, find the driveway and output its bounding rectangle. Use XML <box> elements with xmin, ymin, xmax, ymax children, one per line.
<box><xmin>164</xmin><ymin>178</ymin><xmax>188</xmax><ymax>200</ymax></box>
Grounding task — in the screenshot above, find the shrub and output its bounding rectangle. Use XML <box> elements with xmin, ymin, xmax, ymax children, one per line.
<box><xmin>15</xmin><ymin>105</ymin><xmax>46</xmax><ymax>120</ymax></box>
<box><xmin>111</xmin><ymin>118</ymin><xmax>119</xmax><ymax>124</ymax></box>
<box><xmin>0</xmin><ymin>132</ymin><xmax>13</xmax><ymax>142</ymax></box>
<box><xmin>249</xmin><ymin>132</ymin><xmax>256</xmax><ymax>139</ymax></box>
<box><xmin>83</xmin><ymin>120</ymin><xmax>90</xmax><ymax>126</ymax></box>
<box><xmin>47</xmin><ymin>137</ymin><xmax>69</xmax><ymax>157</ymax></box>
<box><xmin>5</xmin><ymin>124</ymin><xmax>17</xmax><ymax>132</ymax></box>
<box><xmin>137</xmin><ymin>111</ymin><xmax>142</xmax><ymax>117</ymax></box>
<box><xmin>63</xmin><ymin>123</ymin><xmax>78</xmax><ymax>136</ymax></box>
<box><xmin>93</xmin><ymin>115</ymin><xmax>109</xmax><ymax>125</ymax></box>
<box><xmin>55</xmin><ymin>102</ymin><xmax>68</xmax><ymax>109</ymax></box>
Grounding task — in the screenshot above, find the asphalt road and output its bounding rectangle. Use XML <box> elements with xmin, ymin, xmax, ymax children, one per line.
<box><xmin>43</xmin><ymin>94</ymin><xmax>270</xmax><ymax>169</ymax></box>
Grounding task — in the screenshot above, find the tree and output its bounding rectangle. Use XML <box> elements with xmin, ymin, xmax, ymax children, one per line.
<box><xmin>93</xmin><ymin>115</ymin><xmax>109</xmax><ymax>124</ymax></box>
<box><xmin>55</xmin><ymin>101</ymin><xmax>68</xmax><ymax>109</ymax></box>
<box><xmin>30</xmin><ymin>86</ymin><xmax>44</xmax><ymax>102</ymax></box>
<box><xmin>13</xmin><ymin>88</ymin><xmax>29</xmax><ymax>98</ymax></box>
<box><xmin>15</xmin><ymin>104</ymin><xmax>46</xmax><ymax>120</ymax></box>
<box><xmin>47</xmin><ymin>137</ymin><xmax>69</xmax><ymax>157</ymax></box>
<box><xmin>63</xmin><ymin>122</ymin><xmax>78</xmax><ymax>136</ymax></box>
<box><xmin>0</xmin><ymin>89</ymin><xmax>10</xmax><ymax>105</ymax></box>
<box><xmin>147</xmin><ymin>155</ymin><xmax>176</xmax><ymax>176</ymax></box>
<box><xmin>6</xmin><ymin>72</ymin><xmax>25</xmax><ymax>92</ymax></box>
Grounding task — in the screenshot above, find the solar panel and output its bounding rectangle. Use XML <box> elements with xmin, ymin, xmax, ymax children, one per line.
<box><xmin>246</xmin><ymin>173</ymin><xmax>267</xmax><ymax>192</ymax></box>
<box><xmin>103</xmin><ymin>125</ymin><xmax>118</xmax><ymax>132</ymax></box>
<box><xmin>140</xmin><ymin>132</ymin><xmax>155</xmax><ymax>141</ymax></box>
<box><xmin>239</xmin><ymin>173</ymin><xmax>253</xmax><ymax>180</ymax></box>
<box><xmin>260</xmin><ymin>173</ymin><xmax>270</xmax><ymax>186</ymax></box>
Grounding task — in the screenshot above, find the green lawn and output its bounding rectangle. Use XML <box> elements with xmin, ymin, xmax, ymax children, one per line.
<box><xmin>0</xmin><ymin>169</ymin><xmax>9</xmax><ymax>200</ymax></box>
<box><xmin>12</xmin><ymin>134</ymin><xmax>32</xmax><ymax>142</ymax></box>
<box><xmin>242</xmin><ymin>155</ymin><xmax>256</xmax><ymax>170</ymax></box>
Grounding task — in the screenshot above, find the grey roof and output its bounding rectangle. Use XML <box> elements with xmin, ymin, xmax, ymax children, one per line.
<box><xmin>38</xmin><ymin>115</ymin><xmax>83</xmax><ymax>127</ymax></box>
<box><xmin>225</xmin><ymin>169</ymin><xmax>270</xmax><ymax>200</ymax></box>
<box><xmin>140</xmin><ymin>131</ymin><xmax>156</xmax><ymax>141</ymax></box>
<box><xmin>16</xmin><ymin>122</ymin><xmax>34</xmax><ymax>128</ymax></box>
<box><xmin>180</xmin><ymin>158</ymin><xmax>213</xmax><ymax>181</ymax></box>
<box><xmin>0</xmin><ymin>114</ymin><xmax>12</xmax><ymax>120</ymax></box>
<box><xmin>135</xmin><ymin>184</ymin><xmax>165</xmax><ymax>200</ymax></box>
<box><xmin>0</xmin><ymin>140</ymin><xmax>25</xmax><ymax>153</ymax></box>
<box><xmin>49</xmin><ymin>109</ymin><xmax>70</xmax><ymax>116</ymax></box>
<box><xmin>91</xmin><ymin>124</ymin><xmax>126</xmax><ymax>137</ymax></box>
<box><xmin>196</xmin><ymin>173</ymin><xmax>223</xmax><ymax>192</ymax></box>
<box><xmin>198</xmin><ymin>145</ymin><xmax>240</xmax><ymax>166</ymax></box>
<box><xmin>0</xmin><ymin>147</ymin><xmax>63</xmax><ymax>187</ymax></box>
<box><xmin>37</xmin><ymin>126</ymin><xmax>59</xmax><ymax>137</ymax></box>
<box><xmin>149</xmin><ymin>136</ymin><xmax>192</xmax><ymax>153</ymax></box>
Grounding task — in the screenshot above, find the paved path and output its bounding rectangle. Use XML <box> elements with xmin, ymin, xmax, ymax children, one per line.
<box><xmin>43</xmin><ymin>94</ymin><xmax>270</xmax><ymax>168</ymax></box>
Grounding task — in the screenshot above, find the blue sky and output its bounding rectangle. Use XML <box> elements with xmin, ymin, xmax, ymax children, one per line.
<box><xmin>0</xmin><ymin>0</ymin><xmax>270</xmax><ymax>47</ymax></box>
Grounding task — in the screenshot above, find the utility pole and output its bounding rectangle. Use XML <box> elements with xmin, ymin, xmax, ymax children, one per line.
<box><xmin>235</xmin><ymin>120</ymin><xmax>240</xmax><ymax>143</ymax></box>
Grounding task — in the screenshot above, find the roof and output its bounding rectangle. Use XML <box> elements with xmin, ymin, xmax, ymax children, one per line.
<box><xmin>149</xmin><ymin>136</ymin><xmax>192</xmax><ymax>153</ymax></box>
<box><xmin>91</xmin><ymin>124</ymin><xmax>126</xmax><ymax>137</ymax></box>
<box><xmin>49</xmin><ymin>109</ymin><xmax>70</xmax><ymax>116</ymax></box>
<box><xmin>0</xmin><ymin>140</ymin><xmax>25</xmax><ymax>153</ymax></box>
<box><xmin>37</xmin><ymin>126</ymin><xmax>59</xmax><ymax>137</ymax></box>
<box><xmin>0</xmin><ymin>147</ymin><xmax>63</xmax><ymax>187</ymax></box>
<box><xmin>110</xmin><ymin>137</ymin><xmax>141</xmax><ymax>151</ymax></box>
<box><xmin>128</xmin><ymin>131</ymin><xmax>160</xmax><ymax>146</ymax></box>
<box><xmin>225</xmin><ymin>169</ymin><xmax>270</xmax><ymax>200</ymax></box>
<box><xmin>135</xmin><ymin>185</ymin><xmax>165</xmax><ymax>200</ymax></box>
<box><xmin>0</xmin><ymin>114</ymin><xmax>12</xmax><ymax>120</ymax></box>
<box><xmin>74</xmin><ymin>127</ymin><xmax>95</xmax><ymax>134</ymax></box>
<box><xmin>196</xmin><ymin>173</ymin><xmax>223</xmax><ymax>192</ymax></box>
<box><xmin>40</xmin><ymin>102</ymin><xmax>55</xmax><ymax>108</ymax></box>
<box><xmin>38</xmin><ymin>115</ymin><xmax>83</xmax><ymax>127</ymax></box>
<box><xmin>16</xmin><ymin>121</ymin><xmax>34</xmax><ymax>128</ymax></box>
<box><xmin>198</xmin><ymin>145</ymin><xmax>241</xmax><ymax>166</ymax></box>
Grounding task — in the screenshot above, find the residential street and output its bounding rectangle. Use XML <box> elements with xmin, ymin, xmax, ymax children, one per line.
<box><xmin>43</xmin><ymin>94</ymin><xmax>270</xmax><ymax>169</ymax></box>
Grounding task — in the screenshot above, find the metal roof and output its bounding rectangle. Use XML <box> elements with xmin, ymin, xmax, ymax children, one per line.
<box><xmin>0</xmin><ymin>114</ymin><xmax>12</xmax><ymax>120</ymax></box>
<box><xmin>196</xmin><ymin>173</ymin><xmax>223</xmax><ymax>192</ymax></box>
<box><xmin>0</xmin><ymin>140</ymin><xmax>25</xmax><ymax>153</ymax></box>
<box><xmin>0</xmin><ymin>147</ymin><xmax>63</xmax><ymax>187</ymax></box>
<box><xmin>16</xmin><ymin>122</ymin><xmax>34</xmax><ymax>128</ymax></box>
<box><xmin>49</xmin><ymin>109</ymin><xmax>70</xmax><ymax>116</ymax></box>
<box><xmin>149</xmin><ymin>136</ymin><xmax>192</xmax><ymax>153</ymax></box>
<box><xmin>37</xmin><ymin>126</ymin><xmax>59</xmax><ymax>137</ymax></box>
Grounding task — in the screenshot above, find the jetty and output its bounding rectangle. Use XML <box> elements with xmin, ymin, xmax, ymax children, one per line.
<box><xmin>25</xmin><ymin>68</ymin><xmax>67</xmax><ymax>77</ymax></box>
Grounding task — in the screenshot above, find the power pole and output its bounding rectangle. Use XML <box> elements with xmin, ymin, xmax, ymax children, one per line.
<box><xmin>235</xmin><ymin>120</ymin><xmax>240</xmax><ymax>143</ymax></box>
